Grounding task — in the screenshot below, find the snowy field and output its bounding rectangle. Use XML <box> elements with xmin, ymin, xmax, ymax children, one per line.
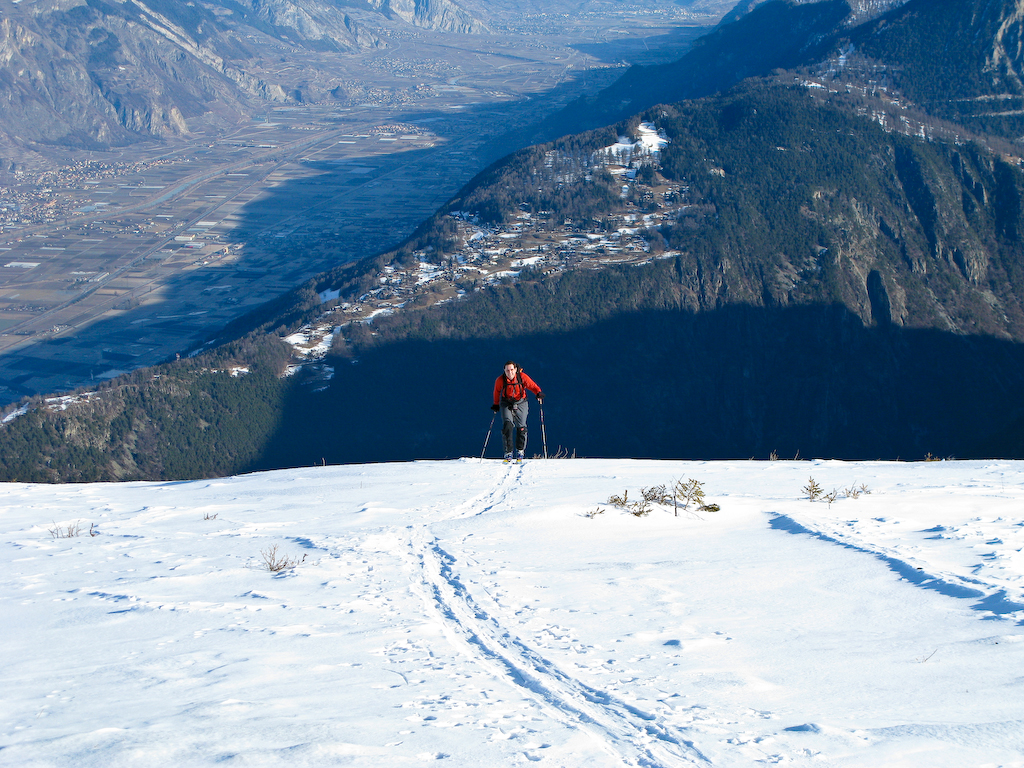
<box><xmin>2</xmin><ymin>458</ymin><xmax>1024</xmax><ymax>767</ymax></box>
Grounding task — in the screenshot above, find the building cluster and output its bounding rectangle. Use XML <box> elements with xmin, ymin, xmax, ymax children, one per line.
<box><xmin>0</xmin><ymin>187</ymin><xmax>78</xmax><ymax>228</ymax></box>
<box><xmin>493</xmin><ymin>5</ymin><xmax>712</xmax><ymax>36</ymax></box>
<box><xmin>283</xmin><ymin>124</ymin><xmax>690</xmax><ymax>368</ymax></box>
<box><xmin>0</xmin><ymin>157</ymin><xmax>184</xmax><ymax>229</ymax></box>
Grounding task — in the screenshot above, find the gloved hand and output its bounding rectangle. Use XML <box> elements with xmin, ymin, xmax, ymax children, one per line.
<box><xmin>536</xmin><ymin>392</ymin><xmax>545</xmax><ymax>403</ymax></box>
<box><xmin>491</xmin><ymin>404</ymin><xmax>499</xmax><ymax>412</ymax></box>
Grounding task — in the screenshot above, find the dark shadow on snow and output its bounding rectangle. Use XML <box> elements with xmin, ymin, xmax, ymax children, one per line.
<box><xmin>770</xmin><ymin>514</ymin><xmax>1024</xmax><ymax>623</ymax></box>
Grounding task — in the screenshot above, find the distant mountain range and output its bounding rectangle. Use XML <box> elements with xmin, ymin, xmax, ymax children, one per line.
<box><xmin>0</xmin><ymin>0</ymin><xmax>485</xmax><ymax>164</ymax></box>
<box><xmin>722</xmin><ymin>0</ymin><xmax>906</xmax><ymax>24</ymax></box>
<box><xmin>0</xmin><ymin>0</ymin><xmax>739</xmax><ymax>168</ymax></box>
<box><xmin>7</xmin><ymin>0</ymin><xmax>1024</xmax><ymax>479</ymax></box>
<box><xmin>537</xmin><ymin>0</ymin><xmax>1024</xmax><ymax>143</ymax></box>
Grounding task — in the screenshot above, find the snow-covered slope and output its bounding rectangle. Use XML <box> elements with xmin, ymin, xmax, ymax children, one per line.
<box><xmin>2</xmin><ymin>458</ymin><xmax>1024</xmax><ymax>766</ymax></box>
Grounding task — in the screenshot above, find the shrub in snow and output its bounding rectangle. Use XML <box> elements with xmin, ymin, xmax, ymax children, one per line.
<box><xmin>844</xmin><ymin>483</ymin><xmax>871</xmax><ymax>499</ymax></box>
<box><xmin>803</xmin><ymin>477</ymin><xmax>824</xmax><ymax>501</ymax></box>
<box><xmin>47</xmin><ymin>520</ymin><xmax>94</xmax><ymax>539</ymax></box>
<box><xmin>605</xmin><ymin>479</ymin><xmax>720</xmax><ymax>517</ymax></box>
<box><xmin>259</xmin><ymin>545</ymin><xmax>306</xmax><ymax>573</ymax></box>
<box><xmin>606</xmin><ymin>489</ymin><xmax>651</xmax><ymax>516</ymax></box>
<box><xmin>48</xmin><ymin>520</ymin><xmax>79</xmax><ymax>539</ymax></box>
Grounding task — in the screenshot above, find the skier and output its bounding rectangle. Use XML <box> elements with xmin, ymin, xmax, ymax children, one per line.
<box><xmin>491</xmin><ymin>361</ymin><xmax>544</xmax><ymax>463</ymax></box>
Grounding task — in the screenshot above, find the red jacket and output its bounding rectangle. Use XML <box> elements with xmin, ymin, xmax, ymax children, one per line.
<box><xmin>494</xmin><ymin>370</ymin><xmax>541</xmax><ymax>406</ymax></box>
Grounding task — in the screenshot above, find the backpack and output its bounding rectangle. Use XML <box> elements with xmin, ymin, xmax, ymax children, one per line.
<box><xmin>500</xmin><ymin>370</ymin><xmax>528</xmax><ymax>405</ymax></box>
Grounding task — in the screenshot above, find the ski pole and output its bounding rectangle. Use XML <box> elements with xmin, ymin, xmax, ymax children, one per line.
<box><xmin>480</xmin><ymin>412</ymin><xmax>496</xmax><ymax>460</ymax></box>
<box><xmin>539</xmin><ymin>400</ymin><xmax>548</xmax><ymax>459</ymax></box>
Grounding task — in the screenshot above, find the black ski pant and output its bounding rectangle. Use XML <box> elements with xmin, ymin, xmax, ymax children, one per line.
<box><xmin>500</xmin><ymin>400</ymin><xmax>528</xmax><ymax>454</ymax></box>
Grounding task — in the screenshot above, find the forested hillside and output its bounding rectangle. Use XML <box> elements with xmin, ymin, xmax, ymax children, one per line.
<box><xmin>0</xmin><ymin>339</ymin><xmax>291</xmax><ymax>482</ymax></box>
<box><xmin>846</xmin><ymin>0</ymin><xmax>1024</xmax><ymax>140</ymax></box>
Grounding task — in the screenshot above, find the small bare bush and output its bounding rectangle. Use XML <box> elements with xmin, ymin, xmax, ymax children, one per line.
<box><xmin>629</xmin><ymin>498</ymin><xmax>653</xmax><ymax>517</ymax></box>
<box><xmin>675</xmin><ymin>478</ymin><xmax>704</xmax><ymax>509</ymax></box>
<box><xmin>48</xmin><ymin>520</ymin><xmax>83</xmax><ymax>539</ymax></box>
<box><xmin>843</xmin><ymin>483</ymin><xmax>871</xmax><ymax>499</ymax></box>
<box><xmin>547</xmin><ymin>447</ymin><xmax>577</xmax><ymax>459</ymax></box>
<box><xmin>607</xmin><ymin>490</ymin><xmax>652</xmax><ymax>517</ymax></box>
<box><xmin>642</xmin><ymin>484</ymin><xmax>670</xmax><ymax>504</ymax></box>
<box><xmin>605</xmin><ymin>478</ymin><xmax>720</xmax><ymax>519</ymax></box>
<box><xmin>260</xmin><ymin>545</ymin><xmax>306</xmax><ymax>573</ymax></box>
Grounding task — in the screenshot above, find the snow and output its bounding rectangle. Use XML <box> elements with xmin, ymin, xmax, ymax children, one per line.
<box><xmin>599</xmin><ymin>123</ymin><xmax>669</xmax><ymax>165</ymax></box>
<box><xmin>362</xmin><ymin>307</ymin><xmax>395</xmax><ymax>322</ymax></box>
<box><xmin>417</xmin><ymin>260</ymin><xmax>442</xmax><ymax>286</ymax></box>
<box><xmin>635</xmin><ymin>123</ymin><xmax>669</xmax><ymax>154</ymax></box>
<box><xmin>283</xmin><ymin>327</ymin><xmax>339</xmax><ymax>360</ymax></box>
<box><xmin>2</xmin><ymin>404</ymin><xmax>28</xmax><ymax>424</ymax></box>
<box><xmin>2</xmin><ymin>458</ymin><xmax>1024</xmax><ymax>767</ymax></box>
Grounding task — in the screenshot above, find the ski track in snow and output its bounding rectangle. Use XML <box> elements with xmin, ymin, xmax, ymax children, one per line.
<box><xmin>399</xmin><ymin>462</ymin><xmax>708</xmax><ymax>767</ymax></box>
<box><xmin>3</xmin><ymin>459</ymin><xmax>1024</xmax><ymax>766</ymax></box>
<box><xmin>402</xmin><ymin>460</ymin><xmax>1024</xmax><ymax>767</ymax></box>
<box><xmin>410</xmin><ymin>531</ymin><xmax>709</xmax><ymax>768</ymax></box>
<box><xmin>771</xmin><ymin>513</ymin><xmax>1024</xmax><ymax>621</ymax></box>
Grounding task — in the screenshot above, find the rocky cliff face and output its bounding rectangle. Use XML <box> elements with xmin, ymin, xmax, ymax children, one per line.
<box><xmin>369</xmin><ymin>0</ymin><xmax>488</xmax><ymax>33</ymax></box>
<box><xmin>0</xmin><ymin>14</ymin><xmax>130</xmax><ymax>148</ymax></box>
<box><xmin>646</xmin><ymin>85</ymin><xmax>1024</xmax><ymax>341</ymax></box>
<box><xmin>239</xmin><ymin>0</ymin><xmax>383</xmax><ymax>49</ymax></box>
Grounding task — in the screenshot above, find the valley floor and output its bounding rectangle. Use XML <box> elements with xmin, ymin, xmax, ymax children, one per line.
<box><xmin>2</xmin><ymin>459</ymin><xmax>1023</xmax><ymax>766</ymax></box>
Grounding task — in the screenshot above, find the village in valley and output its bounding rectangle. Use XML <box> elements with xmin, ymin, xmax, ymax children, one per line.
<box><xmin>282</xmin><ymin>123</ymin><xmax>688</xmax><ymax>379</ymax></box>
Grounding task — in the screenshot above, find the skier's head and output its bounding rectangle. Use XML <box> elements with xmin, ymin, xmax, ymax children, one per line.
<box><xmin>503</xmin><ymin>360</ymin><xmax>519</xmax><ymax>378</ymax></box>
